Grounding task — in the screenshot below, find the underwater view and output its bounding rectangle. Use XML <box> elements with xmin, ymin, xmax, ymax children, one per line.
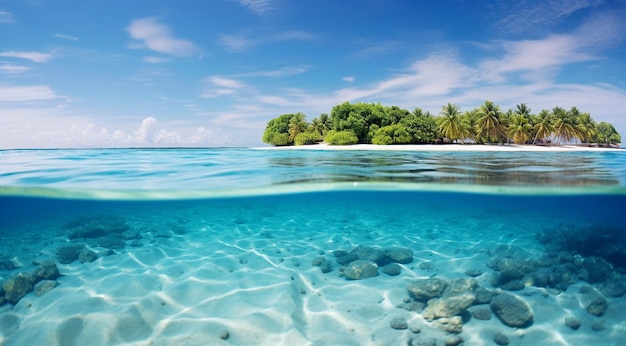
<box><xmin>1</xmin><ymin>148</ymin><xmax>626</xmax><ymax>346</ymax></box>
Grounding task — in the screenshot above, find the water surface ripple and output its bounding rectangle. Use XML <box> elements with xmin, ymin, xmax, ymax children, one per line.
<box><xmin>1</xmin><ymin>148</ymin><xmax>625</xmax><ymax>197</ymax></box>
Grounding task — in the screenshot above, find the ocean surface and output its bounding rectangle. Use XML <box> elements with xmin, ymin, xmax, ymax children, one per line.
<box><xmin>1</xmin><ymin>148</ymin><xmax>626</xmax><ymax>346</ymax></box>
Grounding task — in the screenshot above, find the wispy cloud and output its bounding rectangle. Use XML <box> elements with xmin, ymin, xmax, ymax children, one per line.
<box><xmin>492</xmin><ymin>0</ymin><xmax>604</xmax><ymax>35</ymax></box>
<box><xmin>127</xmin><ymin>17</ymin><xmax>197</xmax><ymax>57</ymax></box>
<box><xmin>53</xmin><ymin>33</ymin><xmax>79</xmax><ymax>41</ymax></box>
<box><xmin>142</xmin><ymin>56</ymin><xmax>169</xmax><ymax>64</ymax></box>
<box><xmin>480</xmin><ymin>11</ymin><xmax>626</xmax><ymax>83</ymax></box>
<box><xmin>200</xmin><ymin>76</ymin><xmax>247</xmax><ymax>98</ymax></box>
<box><xmin>0</xmin><ymin>51</ymin><xmax>53</xmax><ymax>63</ymax></box>
<box><xmin>0</xmin><ymin>85</ymin><xmax>60</xmax><ymax>101</ymax></box>
<box><xmin>235</xmin><ymin>65</ymin><xmax>311</xmax><ymax>77</ymax></box>
<box><xmin>219</xmin><ymin>34</ymin><xmax>253</xmax><ymax>52</ymax></box>
<box><xmin>0</xmin><ymin>10</ymin><xmax>15</xmax><ymax>23</ymax></box>
<box><xmin>0</xmin><ymin>64</ymin><xmax>30</xmax><ymax>74</ymax></box>
<box><xmin>237</xmin><ymin>0</ymin><xmax>274</xmax><ymax>16</ymax></box>
<box><xmin>343</xmin><ymin>76</ymin><xmax>355</xmax><ymax>82</ymax></box>
<box><xmin>219</xmin><ymin>30</ymin><xmax>315</xmax><ymax>52</ymax></box>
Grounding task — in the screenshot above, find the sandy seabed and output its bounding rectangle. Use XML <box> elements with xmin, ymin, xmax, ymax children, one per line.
<box><xmin>1</xmin><ymin>196</ymin><xmax>625</xmax><ymax>346</ymax></box>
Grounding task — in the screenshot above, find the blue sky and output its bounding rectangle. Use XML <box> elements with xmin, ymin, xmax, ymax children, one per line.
<box><xmin>1</xmin><ymin>0</ymin><xmax>625</xmax><ymax>148</ymax></box>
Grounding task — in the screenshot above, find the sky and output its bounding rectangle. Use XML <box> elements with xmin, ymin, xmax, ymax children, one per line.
<box><xmin>1</xmin><ymin>0</ymin><xmax>626</xmax><ymax>148</ymax></box>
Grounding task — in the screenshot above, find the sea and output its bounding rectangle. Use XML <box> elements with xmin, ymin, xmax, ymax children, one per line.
<box><xmin>1</xmin><ymin>148</ymin><xmax>625</xmax><ymax>346</ymax></box>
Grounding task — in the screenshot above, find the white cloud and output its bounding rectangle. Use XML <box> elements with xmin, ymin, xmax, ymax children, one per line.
<box><xmin>142</xmin><ymin>56</ymin><xmax>169</xmax><ymax>64</ymax></box>
<box><xmin>235</xmin><ymin>65</ymin><xmax>311</xmax><ymax>77</ymax></box>
<box><xmin>493</xmin><ymin>0</ymin><xmax>604</xmax><ymax>34</ymax></box>
<box><xmin>0</xmin><ymin>85</ymin><xmax>60</xmax><ymax>101</ymax></box>
<box><xmin>273</xmin><ymin>30</ymin><xmax>315</xmax><ymax>41</ymax></box>
<box><xmin>0</xmin><ymin>64</ymin><xmax>30</xmax><ymax>74</ymax></box>
<box><xmin>220</xmin><ymin>34</ymin><xmax>254</xmax><ymax>52</ymax></box>
<box><xmin>207</xmin><ymin>76</ymin><xmax>245</xmax><ymax>88</ymax></box>
<box><xmin>237</xmin><ymin>0</ymin><xmax>274</xmax><ymax>16</ymax></box>
<box><xmin>219</xmin><ymin>30</ymin><xmax>315</xmax><ymax>52</ymax></box>
<box><xmin>53</xmin><ymin>33</ymin><xmax>79</xmax><ymax>41</ymax></box>
<box><xmin>0</xmin><ymin>113</ymin><xmax>228</xmax><ymax>148</ymax></box>
<box><xmin>127</xmin><ymin>17</ymin><xmax>196</xmax><ymax>57</ymax></box>
<box><xmin>0</xmin><ymin>10</ymin><xmax>15</xmax><ymax>23</ymax></box>
<box><xmin>342</xmin><ymin>76</ymin><xmax>355</xmax><ymax>82</ymax></box>
<box><xmin>480</xmin><ymin>35</ymin><xmax>593</xmax><ymax>82</ymax></box>
<box><xmin>200</xmin><ymin>76</ymin><xmax>247</xmax><ymax>98</ymax></box>
<box><xmin>0</xmin><ymin>51</ymin><xmax>53</xmax><ymax>63</ymax></box>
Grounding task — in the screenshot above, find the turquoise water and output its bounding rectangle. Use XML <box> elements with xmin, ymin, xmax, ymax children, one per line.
<box><xmin>1</xmin><ymin>148</ymin><xmax>626</xmax><ymax>345</ymax></box>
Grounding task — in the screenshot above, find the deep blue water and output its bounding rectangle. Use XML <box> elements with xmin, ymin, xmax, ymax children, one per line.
<box><xmin>1</xmin><ymin>148</ymin><xmax>626</xmax><ymax>345</ymax></box>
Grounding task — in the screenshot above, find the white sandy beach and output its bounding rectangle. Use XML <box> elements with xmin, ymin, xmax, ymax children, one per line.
<box><xmin>256</xmin><ymin>143</ymin><xmax>623</xmax><ymax>152</ymax></box>
<box><xmin>1</xmin><ymin>197</ymin><xmax>625</xmax><ymax>346</ymax></box>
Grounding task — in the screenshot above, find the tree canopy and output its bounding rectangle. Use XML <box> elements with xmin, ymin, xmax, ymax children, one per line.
<box><xmin>262</xmin><ymin>101</ymin><xmax>622</xmax><ymax>147</ymax></box>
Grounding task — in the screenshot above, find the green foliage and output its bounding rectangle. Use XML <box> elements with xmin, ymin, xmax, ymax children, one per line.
<box><xmin>262</xmin><ymin>101</ymin><xmax>621</xmax><ymax>147</ymax></box>
<box><xmin>324</xmin><ymin>130</ymin><xmax>358</xmax><ymax>145</ymax></box>
<box><xmin>595</xmin><ymin>122</ymin><xmax>621</xmax><ymax>145</ymax></box>
<box><xmin>400</xmin><ymin>108</ymin><xmax>439</xmax><ymax>143</ymax></box>
<box><xmin>438</xmin><ymin>103</ymin><xmax>467</xmax><ymax>143</ymax></box>
<box><xmin>531</xmin><ymin>109</ymin><xmax>554</xmax><ymax>144</ymax></box>
<box><xmin>331</xmin><ymin>102</ymin><xmax>387</xmax><ymax>143</ymax></box>
<box><xmin>371</xmin><ymin>124</ymin><xmax>412</xmax><ymax>145</ymax></box>
<box><xmin>263</xmin><ymin>113</ymin><xmax>298</xmax><ymax>146</ymax></box>
<box><xmin>476</xmin><ymin>100</ymin><xmax>507</xmax><ymax>143</ymax></box>
<box><xmin>552</xmin><ymin>107</ymin><xmax>580</xmax><ymax>144</ymax></box>
<box><xmin>294</xmin><ymin>131</ymin><xmax>322</xmax><ymax>145</ymax></box>
<box><xmin>508</xmin><ymin>115</ymin><xmax>532</xmax><ymax>144</ymax></box>
<box><xmin>288</xmin><ymin>112</ymin><xmax>308</xmax><ymax>141</ymax></box>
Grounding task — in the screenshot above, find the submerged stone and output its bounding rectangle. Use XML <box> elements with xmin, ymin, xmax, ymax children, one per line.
<box><xmin>493</xmin><ymin>332</ymin><xmax>510</xmax><ymax>345</ymax></box>
<box><xmin>407</xmin><ymin>278</ymin><xmax>447</xmax><ymax>302</ymax></box>
<box><xmin>433</xmin><ymin>316</ymin><xmax>463</xmax><ymax>334</ymax></box>
<box><xmin>64</xmin><ymin>215</ymin><xmax>129</xmax><ymax>239</ymax></box>
<box><xmin>389</xmin><ymin>317</ymin><xmax>408</xmax><ymax>330</ymax></box>
<box><xmin>78</xmin><ymin>249</ymin><xmax>98</xmax><ymax>263</ymax></box>
<box><xmin>344</xmin><ymin>260</ymin><xmax>378</xmax><ymax>280</ymax></box>
<box><xmin>385</xmin><ymin>247</ymin><xmax>414</xmax><ymax>264</ymax></box>
<box><xmin>565</xmin><ymin>316</ymin><xmax>581</xmax><ymax>330</ymax></box>
<box><xmin>3</xmin><ymin>274</ymin><xmax>33</xmax><ymax>304</ymax></box>
<box><xmin>336</xmin><ymin>253</ymin><xmax>359</xmax><ymax>266</ymax></box>
<box><xmin>56</xmin><ymin>243</ymin><xmax>86</xmax><ymax>264</ymax></box>
<box><xmin>490</xmin><ymin>293</ymin><xmax>534</xmax><ymax>328</ymax></box>
<box><xmin>351</xmin><ymin>246</ymin><xmax>387</xmax><ymax>265</ymax></box>
<box><xmin>30</xmin><ymin>261</ymin><xmax>60</xmax><ymax>281</ymax></box>
<box><xmin>34</xmin><ymin>280</ymin><xmax>57</xmax><ymax>296</ymax></box>
<box><xmin>423</xmin><ymin>293</ymin><xmax>475</xmax><ymax>320</ymax></box>
<box><xmin>381</xmin><ymin>263</ymin><xmax>401</xmax><ymax>276</ymax></box>
<box><xmin>585</xmin><ymin>297</ymin><xmax>608</xmax><ymax>316</ymax></box>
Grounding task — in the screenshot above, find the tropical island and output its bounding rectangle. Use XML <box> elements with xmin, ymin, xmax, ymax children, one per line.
<box><xmin>262</xmin><ymin>101</ymin><xmax>621</xmax><ymax>148</ymax></box>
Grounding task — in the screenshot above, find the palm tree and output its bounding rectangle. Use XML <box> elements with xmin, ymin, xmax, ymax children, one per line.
<box><xmin>309</xmin><ymin>117</ymin><xmax>328</xmax><ymax>137</ymax></box>
<box><xmin>515</xmin><ymin>103</ymin><xmax>531</xmax><ymax>119</ymax></box>
<box><xmin>576</xmin><ymin>112</ymin><xmax>597</xmax><ymax>144</ymax></box>
<box><xmin>551</xmin><ymin>107</ymin><xmax>580</xmax><ymax>144</ymax></box>
<box><xmin>460</xmin><ymin>109</ymin><xmax>479</xmax><ymax>143</ymax></box>
<box><xmin>437</xmin><ymin>103</ymin><xmax>466</xmax><ymax>143</ymax></box>
<box><xmin>288</xmin><ymin>113</ymin><xmax>308</xmax><ymax>142</ymax></box>
<box><xmin>508</xmin><ymin>115</ymin><xmax>533</xmax><ymax>144</ymax></box>
<box><xmin>475</xmin><ymin>100</ymin><xmax>506</xmax><ymax>143</ymax></box>
<box><xmin>319</xmin><ymin>113</ymin><xmax>333</xmax><ymax>130</ymax></box>
<box><xmin>532</xmin><ymin>109</ymin><xmax>554</xmax><ymax>144</ymax></box>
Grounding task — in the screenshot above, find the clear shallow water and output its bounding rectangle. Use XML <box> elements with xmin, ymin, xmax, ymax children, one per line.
<box><xmin>1</xmin><ymin>148</ymin><xmax>626</xmax><ymax>198</ymax></box>
<box><xmin>1</xmin><ymin>148</ymin><xmax>626</xmax><ymax>345</ymax></box>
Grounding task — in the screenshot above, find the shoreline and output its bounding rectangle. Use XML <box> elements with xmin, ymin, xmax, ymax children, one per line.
<box><xmin>255</xmin><ymin>143</ymin><xmax>623</xmax><ymax>152</ymax></box>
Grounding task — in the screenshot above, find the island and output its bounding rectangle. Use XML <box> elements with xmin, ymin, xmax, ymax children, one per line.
<box><xmin>262</xmin><ymin>101</ymin><xmax>621</xmax><ymax>148</ymax></box>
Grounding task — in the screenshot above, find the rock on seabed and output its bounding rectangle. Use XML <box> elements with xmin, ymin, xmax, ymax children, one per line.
<box><xmin>490</xmin><ymin>292</ymin><xmax>534</xmax><ymax>328</ymax></box>
<box><xmin>344</xmin><ymin>260</ymin><xmax>378</xmax><ymax>280</ymax></box>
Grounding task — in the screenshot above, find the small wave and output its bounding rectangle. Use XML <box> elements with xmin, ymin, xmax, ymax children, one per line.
<box><xmin>2</xmin><ymin>182</ymin><xmax>626</xmax><ymax>201</ymax></box>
